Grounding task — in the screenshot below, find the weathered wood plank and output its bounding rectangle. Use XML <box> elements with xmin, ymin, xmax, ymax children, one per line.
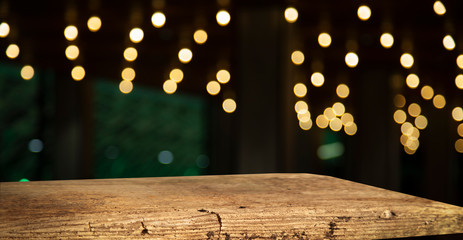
<box><xmin>1</xmin><ymin>173</ymin><xmax>462</xmax><ymax>239</ymax></box>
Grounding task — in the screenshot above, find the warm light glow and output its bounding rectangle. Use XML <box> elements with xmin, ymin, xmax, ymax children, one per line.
<box><xmin>65</xmin><ymin>45</ymin><xmax>79</xmax><ymax>60</ymax></box>
<box><xmin>64</xmin><ymin>25</ymin><xmax>78</xmax><ymax>41</ymax></box>
<box><xmin>432</xmin><ymin>94</ymin><xmax>446</xmax><ymax>109</ymax></box>
<box><xmin>400</xmin><ymin>53</ymin><xmax>414</xmax><ymax>69</ymax></box>
<box><xmin>170</xmin><ymin>68</ymin><xmax>184</xmax><ymax>83</ymax></box>
<box><xmin>311</xmin><ymin>72</ymin><xmax>325</xmax><ymax>87</ymax></box>
<box><xmin>20</xmin><ymin>65</ymin><xmax>34</xmax><ymax>80</ymax></box>
<box><xmin>194</xmin><ymin>29</ymin><xmax>208</xmax><ymax>44</ymax></box>
<box><xmin>316</xmin><ymin>115</ymin><xmax>329</xmax><ymax>129</ymax></box>
<box><xmin>443</xmin><ymin>35</ymin><xmax>455</xmax><ymax>50</ymax></box>
<box><xmin>345</xmin><ymin>52</ymin><xmax>359</xmax><ymax>68</ymax></box>
<box><xmin>216</xmin><ymin>10</ymin><xmax>231</xmax><ymax>26</ymax></box>
<box><xmin>206</xmin><ymin>81</ymin><xmax>221</xmax><ymax>95</ymax></box>
<box><xmin>332</xmin><ymin>102</ymin><xmax>345</xmax><ymax>116</ymax></box>
<box><xmin>71</xmin><ymin>66</ymin><xmax>85</xmax><ymax>81</ymax></box>
<box><xmin>393</xmin><ymin>109</ymin><xmax>407</xmax><ymax>124</ymax></box>
<box><xmin>6</xmin><ymin>44</ymin><xmax>19</xmax><ymax>59</ymax></box>
<box><xmin>297</xmin><ymin>111</ymin><xmax>311</xmax><ymax>122</ymax></box>
<box><xmin>433</xmin><ymin>1</ymin><xmax>446</xmax><ymax>15</ymax></box>
<box><xmin>299</xmin><ymin>119</ymin><xmax>313</xmax><ymax>130</ymax></box>
<box><xmin>457</xmin><ymin>55</ymin><xmax>463</xmax><ymax>69</ymax></box>
<box><xmin>415</xmin><ymin>115</ymin><xmax>428</xmax><ymax>130</ymax></box>
<box><xmin>123</xmin><ymin>47</ymin><xmax>138</xmax><ymax>62</ymax></box>
<box><xmin>284</xmin><ymin>7</ymin><xmax>298</xmax><ymax>23</ymax></box>
<box><xmin>404</xmin><ymin>146</ymin><xmax>416</xmax><ymax>155</ymax></box>
<box><xmin>336</xmin><ymin>84</ymin><xmax>350</xmax><ymax>98</ymax></box>
<box><xmin>178</xmin><ymin>48</ymin><xmax>193</xmax><ymax>63</ymax></box>
<box><xmin>452</xmin><ymin>107</ymin><xmax>463</xmax><ymax>121</ymax></box>
<box><xmin>456</xmin><ymin>74</ymin><xmax>463</xmax><ymax>89</ymax></box>
<box><xmin>291</xmin><ymin>50</ymin><xmax>304</xmax><ymax>65</ymax></box>
<box><xmin>129</xmin><ymin>28</ymin><xmax>144</xmax><ymax>43</ymax></box>
<box><xmin>0</xmin><ymin>22</ymin><xmax>10</xmax><ymax>37</ymax></box>
<box><xmin>324</xmin><ymin>108</ymin><xmax>336</xmax><ymax>120</ymax></box>
<box><xmin>295</xmin><ymin>100</ymin><xmax>309</xmax><ymax>114</ymax></box>
<box><xmin>119</xmin><ymin>80</ymin><xmax>133</xmax><ymax>94</ymax></box>
<box><xmin>408</xmin><ymin>103</ymin><xmax>421</xmax><ymax>117</ymax></box>
<box><xmin>406</xmin><ymin>73</ymin><xmax>419</xmax><ymax>89</ymax></box>
<box><xmin>163</xmin><ymin>79</ymin><xmax>177</xmax><ymax>94</ymax></box>
<box><xmin>401</xmin><ymin>122</ymin><xmax>414</xmax><ymax>136</ymax></box>
<box><xmin>121</xmin><ymin>67</ymin><xmax>135</xmax><ymax>81</ymax></box>
<box><xmin>458</xmin><ymin>124</ymin><xmax>463</xmax><ymax>137</ymax></box>
<box><xmin>293</xmin><ymin>83</ymin><xmax>307</xmax><ymax>98</ymax></box>
<box><xmin>357</xmin><ymin>5</ymin><xmax>371</xmax><ymax>21</ymax></box>
<box><xmin>318</xmin><ymin>33</ymin><xmax>332</xmax><ymax>48</ymax></box>
<box><xmin>223</xmin><ymin>98</ymin><xmax>237</xmax><ymax>113</ymax></box>
<box><xmin>380</xmin><ymin>33</ymin><xmax>394</xmax><ymax>48</ymax></box>
<box><xmin>456</xmin><ymin>139</ymin><xmax>463</xmax><ymax>153</ymax></box>
<box><xmin>216</xmin><ymin>69</ymin><xmax>230</xmax><ymax>84</ymax></box>
<box><xmin>341</xmin><ymin>113</ymin><xmax>354</xmax><ymax>126</ymax></box>
<box><xmin>329</xmin><ymin>118</ymin><xmax>343</xmax><ymax>132</ymax></box>
<box><xmin>421</xmin><ymin>85</ymin><xmax>434</xmax><ymax>100</ymax></box>
<box><xmin>394</xmin><ymin>94</ymin><xmax>406</xmax><ymax>108</ymax></box>
<box><xmin>87</xmin><ymin>16</ymin><xmax>102</xmax><ymax>32</ymax></box>
<box><xmin>344</xmin><ymin>122</ymin><xmax>357</xmax><ymax>135</ymax></box>
<box><xmin>151</xmin><ymin>12</ymin><xmax>166</xmax><ymax>28</ymax></box>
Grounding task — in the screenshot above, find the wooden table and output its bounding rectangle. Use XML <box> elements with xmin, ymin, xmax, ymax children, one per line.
<box><xmin>1</xmin><ymin>173</ymin><xmax>462</xmax><ymax>239</ymax></box>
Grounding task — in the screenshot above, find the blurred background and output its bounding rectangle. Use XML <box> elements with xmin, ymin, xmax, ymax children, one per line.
<box><xmin>0</xmin><ymin>0</ymin><xmax>462</xmax><ymax>208</ymax></box>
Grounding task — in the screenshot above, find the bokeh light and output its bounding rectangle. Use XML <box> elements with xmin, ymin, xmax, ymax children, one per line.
<box><xmin>216</xmin><ymin>69</ymin><xmax>231</xmax><ymax>84</ymax></box>
<box><xmin>0</xmin><ymin>22</ymin><xmax>10</xmax><ymax>37</ymax></box>
<box><xmin>194</xmin><ymin>29</ymin><xmax>208</xmax><ymax>44</ymax></box>
<box><xmin>295</xmin><ymin>100</ymin><xmax>309</xmax><ymax>114</ymax></box>
<box><xmin>284</xmin><ymin>7</ymin><xmax>298</xmax><ymax>23</ymax></box>
<box><xmin>216</xmin><ymin>10</ymin><xmax>231</xmax><ymax>26</ymax></box>
<box><xmin>344</xmin><ymin>122</ymin><xmax>358</xmax><ymax>135</ymax></box>
<box><xmin>415</xmin><ymin>115</ymin><xmax>428</xmax><ymax>130</ymax></box>
<box><xmin>332</xmin><ymin>102</ymin><xmax>345</xmax><ymax>116</ymax></box>
<box><xmin>456</xmin><ymin>74</ymin><xmax>463</xmax><ymax>89</ymax></box>
<box><xmin>129</xmin><ymin>28</ymin><xmax>144</xmax><ymax>43</ymax></box>
<box><xmin>400</xmin><ymin>53</ymin><xmax>414</xmax><ymax>69</ymax></box>
<box><xmin>170</xmin><ymin>68</ymin><xmax>184</xmax><ymax>83</ymax></box>
<box><xmin>345</xmin><ymin>52</ymin><xmax>359</xmax><ymax>68</ymax></box>
<box><xmin>336</xmin><ymin>84</ymin><xmax>350</xmax><ymax>98</ymax></box>
<box><xmin>443</xmin><ymin>35</ymin><xmax>455</xmax><ymax>50</ymax></box>
<box><xmin>64</xmin><ymin>25</ymin><xmax>78</xmax><ymax>41</ymax></box>
<box><xmin>65</xmin><ymin>45</ymin><xmax>79</xmax><ymax>60</ymax></box>
<box><xmin>123</xmin><ymin>47</ymin><xmax>138</xmax><ymax>62</ymax></box>
<box><xmin>163</xmin><ymin>79</ymin><xmax>177</xmax><ymax>94</ymax></box>
<box><xmin>433</xmin><ymin>1</ymin><xmax>446</xmax><ymax>15</ymax></box>
<box><xmin>178</xmin><ymin>48</ymin><xmax>193</xmax><ymax>63</ymax></box>
<box><xmin>311</xmin><ymin>72</ymin><xmax>325</xmax><ymax>87</ymax></box>
<box><xmin>223</xmin><ymin>98</ymin><xmax>237</xmax><ymax>113</ymax></box>
<box><xmin>293</xmin><ymin>83</ymin><xmax>307</xmax><ymax>98</ymax></box>
<box><xmin>452</xmin><ymin>107</ymin><xmax>463</xmax><ymax>121</ymax></box>
<box><xmin>20</xmin><ymin>65</ymin><xmax>34</xmax><ymax>80</ymax></box>
<box><xmin>316</xmin><ymin>115</ymin><xmax>329</xmax><ymax>129</ymax></box>
<box><xmin>119</xmin><ymin>80</ymin><xmax>133</xmax><ymax>94</ymax></box>
<box><xmin>206</xmin><ymin>81</ymin><xmax>221</xmax><ymax>95</ymax></box>
<box><xmin>380</xmin><ymin>33</ymin><xmax>394</xmax><ymax>48</ymax></box>
<box><xmin>151</xmin><ymin>12</ymin><xmax>166</xmax><ymax>28</ymax></box>
<box><xmin>393</xmin><ymin>109</ymin><xmax>407</xmax><ymax>124</ymax></box>
<box><xmin>87</xmin><ymin>16</ymin><xmax>102</xmax><ymax>32</ymax></box>
<box><xmin>406</xmin><ymin>73</ymin><xmax>420</xmax><ymax>89</ymax></box>
<box><xmin>71</xmin><ymin>66</ymin><xmax>85</xmax><ymax>81</ymax></box>
<box><xmin>394</xmin><ymin>94</ymin><xmax>406</xmax><ymax>108</ymax></box>
<box><xmin>455</xmin><ymin>139</ymin><xmax>463</xmax><ymax>153</ymax></box>
<box><xmin>6</xmin><ymin>44</ymin><xmax>20</xmax><ymax>59</ymax></box>
<box><xmin>408</xmin><ymin>103</ymin><xmax>421</xmax><ymax>117</ymax></box>
<box><xmin>357</xmin><ymin>5</ymin><xmax>371</xmax><ymax>21</ymax></box>
<box><xmin>318</xmin><ymin>33</ymin><xmax>332</xmax><ymax>48</ymax></box>
<box><xmin>421</xmin><ymin>85</ymin><xmax>434</xmax><ymax>100</ymax></box>
<box><xmin>456</xmin><ymin>55</ymin><xmax>463</xmax><ymax>69</ymax></box>
<box><xmin>291</xmin><ymin>50</ymin><xmax>304</xmax><ymax>65</ymax></box>
<box><xmin>121</xmin><ymin>67</ymin><xmax>135</xmax><ymax>81</ymax></box>
<box><xmin>432</xmin><ymin>94</ymin><xmax>446</xmax><ymax>109</ymax></box>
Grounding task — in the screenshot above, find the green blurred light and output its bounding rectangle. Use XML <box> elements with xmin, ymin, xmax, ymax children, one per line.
<box><xmin>19</xmin><ymin>178</ymin><xmax>29</xmax><ymax>182</ymax></box>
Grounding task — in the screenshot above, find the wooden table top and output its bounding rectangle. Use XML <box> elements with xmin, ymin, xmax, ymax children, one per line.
<box><xmin>1</xmin><ymin>173</ymin><xmax>462</xmax><ymax>239</ymax></box>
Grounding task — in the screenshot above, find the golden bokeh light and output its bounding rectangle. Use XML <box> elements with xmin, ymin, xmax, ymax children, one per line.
<box><xmin>87</xmin><ymin>16</ymin><xmax>102</xmax><ymax>32</ymax></box>
<box><xmin>71</xmin><ymin>66</ymin><xmax>85</xmax><ymax>81</ymax></box>
<box><xmin>455</xmin><ymin>139</ymin><xmax>463</xmax><ymax>153</ymax></box>
<box><xmin>216</xmin><ymin>10</ymin><xmax>231</xmax><ymax>26</ymax></box>
<box><xmin>432</xmin><ymin>94</ymin><xmax>446</xmax><ymax>109</ymax></box>
<box><xmin>452</xmin><ymin>107</ymin><xmax>463</xmax><ymax>121</ymax></box>
<box><xmin>119</xmin><ymin>80</ymin><xmax>133</xmax><ymax>94</ymax></box>
<box><xmin>121</xmin><ymin>67</ymin><xmax>135</xmax><ymax>81</ymax></box>
<box><xmin>400</xmin><ymin>53</ymin><xmax>414</xmax><ymax>69</ymax></box>
<box><xmin>223</xmin><ymin>98</ymin><xmax>237</xmax><ymax>113</ymax></box>
<box><xmin>329</xmin><ymin>118</ymin><xmax>343</xmax><ymax>132</ymax></box>
<box><xmin>293</xmin><ymin>83</ymin><xmax>307</xmax><ymax>98</ymax></box>
<box><xmin>357</xmin><ymin>5</ymin><xmax>371</xmax><ymax>21</ymax></box>
<box><xmin>456</xmin><ymin>74</ymin><xmax>463</xmax><ymax>89</ymax></box>
<box><xmin>324</xmin><ymin>108</ymin><xmax>336</xmax><ymax>121</ymax></box>
<box><xmin>170</xmin><ymin>68</ymin><xmax>184</xmax><ymax>83</ymax></box>
<box><xmin>6</xmin><ymin>44</ymin><xmax>19</xmax><ymax>59</ymax></box>
<box><xmin>415</xmin><ymin>115</ymin><xmax>428</xmax><ymax>130</ymax></box>
<box><xmin>332</xmin><ymin>102</ymin><xmax>345</xmax><ymax>116</ymax></box>
<box><xmin>318</xmin><ymin>33</ymin><xmax>332</xmax><ymax>48</ymax></box>
<box><xmin>20</xmin><ymin>65</ymin><xmax>34</xmax><ymax>80</ymax></box>
<box><xmin>393</xmin><ymin>94</ymin><xmax>406</xmax><ymax>108</ymax></box>
<box><xmin>393</xmin><ymin>109</ymin><xmax>407</xmax><ymax>124</ymax></box>
<box><xmin>295</xmin><ymin>100</ymin><xmax>309</xmax><ymax>114</ymax></box>
<box><xmin>206</xmin><ymin>81</ymin><xmax>221</xmax><ymax>95</ymax></box>
<box><xmin>216</xmin><ymin>69</ymin><xmax>231</xmax><ymax>84</ymax></box>
<box><xmin>345</xmin><ymin>52</ymin><xmax>359</xmax><ymax>68</ymax></box>
<box><xmin>194</xmin><ymin>29</ymin><xmax>208</xmax><ymax>45</ymax></box>
<box><xmin>406</xmin><ymin>73</ymin><xmax>419</xmax><ymax>89</ymax></box>
<box><xmin>298</xmin><ymin>111</ymin><xmax>311</xmax><ymax>122</ymax></box>
<box><xmin>380</xmin><ymin>33</ymin><xmax>394</xmax><ymax>48</ymax></box>
<box><xmin>129</xmin><ymin>28</ymin><xmax>144</xmax><ymax>43</ymax></box>
<box><xmin>311</xmin><ymin>72</ymin><xmax>325</xmax><ymax>87</ymax></box>
<box><xmin>408</xmin><ymin>103</ymin><xmax>421</xmax><ymax>117</ymax></box>
<box><xmin>163</xmin><ymin>79</ymin><xmax>177</xmax><ymax>94</ymax></box>
<box><xmin>65</xmin><ymin>45</ymin><xmax>79</xmax><ymax>60</ymax></box>
<box><xmin>291</xmin><ymin>50</ymin><xmax>304</xmax><ymax>65</ymax></box>
<box><xmin>433</xmin><ymin>1</ymin><xmax>446</xmax><ymax>15</ymax></box>
<box><xmin>341</xmin><ymin>113</ymin><xmax>354</xmax><ymax>126</ymax></box>
<box><xmin>336</xmin><ymin>84</ymin><xmax>350</xmax><ymax>98</ymax></box>
<box><xmin>123</xmin><ymin>47</ymin><xmax>138</xmax><ymax>62</ymax></box>
<box><xmin>421</xmin><ymin>85</ymin><xmax>434</xmax><ymax>100</ymax></box>
<box><xmin>0</xmin><ymin>22</ymin><xmax>10</xmax><ymax>37</ymax></box>
<box><xmin>404</xmin><ymin>146</ymin><xmax>416</xmax><ymax>155</ymax></box>
<box><xmin>299</xmin><ymin>119</ymin><xmax>313</xmax><ymax>130</ymax></box>
<box><xmin>151</xmin><ymin>12</ymin><xmax>166</xmax><ymax>28</ymax></box>
<box><xmin>316</xmin><ymin>115</ymin><xmax>329</xmax><ymax>129</ymax></box>
<box><xmin>344</xmin><ymin>122</ymin><xmax>357</xmax><ymax>135</ymax></box>
<box><xmin>178</xmin><ymin>48</ymin><xmax>193</xmax><ymax>63</ymax></box>
<box><xmin>457</xmin><ymin>55</ymin><xmax>463</xmax><ymax>69</ymax></box>
<box><xmin>64</xmin><ymin>25</ymin><xmax>78</xmax><ymax>41</ymax></box>
<box><xmin>400</xmin><ymin>135</ymin><xmax>408</xmax><ymax>146</ymax></box>
<box><xmin>401</xmin><ymin>122</ymin><xmax>414</xmax><ymax>136</ymax></box>
<box><xmin>443</xmin><ymin>35</ymin><xmax>455</xmax><ymax>51</ymax></box>
<box><xmin>458</xmin><ymin>124</ymin><xmax>463</xmax><ymax>137</ymax></box>
<box><xmin>284</xmin><ymin>7</ymin><xmax>298</xmax><ymax>23</ymax></box>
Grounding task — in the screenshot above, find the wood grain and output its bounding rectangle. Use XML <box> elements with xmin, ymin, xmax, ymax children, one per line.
<box><xmin>1</xmin><ymin>173</ymin><xmax>462</xmax><ymax>239</ymax></box>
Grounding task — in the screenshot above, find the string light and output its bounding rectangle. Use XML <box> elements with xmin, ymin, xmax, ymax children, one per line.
<box><xmin>206</xmin><ymin>81</ymin><xmax>221</xmax><ymax>95</ymax></box>
<box><xmin>299</xmin><ymin>119</ymin><xmax>313</xmax><ymax>130</ymax></box>
<box><xmin>393</xmin><ymin>94</ymin><xmax>406</xmax><ymax>108</ymax></box>
<box><xmin>71</xmin><ymin>66</ymin><xmax>85</xmax><ymax>81</ymax></box>
<box><xmin>222</xmin><ymin>98</ymin><xmax>237</xmax><ymax>113</ymax></box>
<box><xmin>169</xmin><ymin>68</ymin><xmax>184</xmax><ymax>83</ymax></box>
<box><xmin>393</xmin><ymin>109</ymin><xmax>407</xmax><ymax>124</ymax></box>
<box><xmin>341</xmin><ymin>113</ymin><xmax>354</xmax><ymax>126</ymax></box>
<box><xmin>119</xmin><ymin>80</ymin><xmax>133</xmax><ymax>94</ymax></box>
<box><xmin>345</xmin><ymin>52</ymin><xmax>359</xmax><ymax>68</ymax></box>
<box><xmin>5</xmin><ymin>44</ymin><xmax>20</xmax><ymax>59</ymax></box>
<box><xmin>329</xmin><ymin>118</ymin><xmax>343</xmax><ymax>131</ymax></box>
<box><xmin>129</xmin><ymin>28</ymin><xmax>144</xmax><ymax>43</ymax></box>
<box><xmin>20</xmin><ymin>65</ymin><xmax>34</xmax><ymax>80</ymax></box>
<box><xmin>380</xmin><ymin>33</ymin><xmax>394</xmax><ymax>48</ymax></box>
<box><xmin>344</xmin><ymin>122</ymin><xmax>358</xmax><ymax>135</ymax></box>
<box><xmin>311</xmin><ymin>72</ymin><xmax>325</xmax><ymax>87</ymax></box>
<box><xmin>65</xmin><ymin>45</ymin><xmax>79</xmax><ymax>60</ymax></box>
<box><xmin>0</xmin><ymin>22</ymin><xmax>10</xmax><ymax>37</ymax></box>
<box><xmin>406</xmin><ymin>73</ymin><xmax>420</xmax><ymax>89</ymax></box>
<box><xmin>193</xmin><ymin>29</ymin><xmax>208</xmax><ymax>45</ymax></box>
<box><xmin>421</xmin><ymin>85</ymin><xmax>434</xmax><ymax>100</ymax></box>
<box><xmin>456</xmin><ymin>74</ymin><xmax>463</xmax><ymax>89</ymax></box>
<box><xmin>452</xmin><ymin>107</ymin><xmax>463</xmax><ymax>121</ymax></box>
<box><xmin>295</xmin><ymin>100</ymin><xmax>309</xmax><ymax>114</ymax></box>
<box><xmin>443</xmin><ymin>35</ymin><xmax>455</xmax><ymax>50</ymax></box>
<box><xmin>332</xmin><ymin>102</ymin><xmax>345</xmax><ymax>116</ymax></box>
<box><xmin>216</xmin><ymin>10</ymin><xmax>231</xmax><ymax>26</ymax></box>
<box><xmin>336</xmin><ymin>84</ymin><xmax>350</xmax><ymax>98</ymax></box>
<box><xmin>318</xmin><ymin>33</ymin><xmax>332</xmax><ymax>48</ymax></box>
<box><xmin>455</xmin><ymin>139</ymin><xmax>463</xmax><ymax>153</ymax></box>
<box><xmin>408</xmin><ymin>103</ymin><xmax>421</xmax><ymax>117</ymax></box>
<box><xmin>316</xmin><ymin>115</ymin><xmax>329</xmax><ymax>129</ymax></box>
<box><xmin>433</xmin><ymin>1</ymin><xmax>446</xmax><ymax>16</ymax></box>
<box><xmin>324</xmin><ymin>107</ymin><xmax>336</xmax><ymax>120</ymax></box>
<box><xmin>297</xmin><ymin>111</ymin><xmax>311</xmax><ymax>122</ymax></box>
<box><xmin>151</xmin><ymin>12</ymin><xmax>166</xmax><ymax>28</ymax></box>
<box><xmin>432</xmin><ymin>94</ymin><xmax>446</xmax><ymax>109</ymax></box>
<box><xmin>284</xmin><ymin>7</ymin><xmax>298</xmax><ymax>23</ymax></box>
<box><xmin>121</xmin><ymin>67</ymin><xmax>135</xmax><ymax>81</ymax></box>
<box><xmin>87</xmin><ymin>16</ymin><xmax>102</xmax><ymax>32</ymax></box>
<box><xmin>163</xmin><ymin>79</ymin><xmax>177</xmax><ymax>94</ymax></box>
<box><xmin>178</xmin><ymin>48</ymin><xmax>193</xmax><ymax>63</ymax></box>
<box><xmin>457</xmin><ymin>55</ymin><xmax>463</xmax><ymax>69</ymax></box>
<box><xmin>123</xmin><ymin>47</ymin><xmax>138</xmax><ymax>62</ymax></box>
<box><xmin>293</xmin><ymin>83</ymin><xmax>307</xmax><ymax>98</ymax></box>
<box><xmin>400</xmin><ymin>53</ymin><xmax>414</xmax><ymax>69</ymax></box>
<box><xmin>458</xmin><ymin>124</ymin><xmax>463</xmax><ymax>137</ymax></box>
<box><xmin>415</xmin><ymin>115</ymin><xmax>428</xmax><ymax>130</ymax></box>
<box><xmin>357</xmin><ymin>5</ymin><xmax>371</xmax><ymax>21</ymax></box>
<box><xmin>64</xmin><ymin>25</ymin><xmax>78</xmax><ymax>41</ymax></box>
<box><xmin>216</xmin><ymin>69</ymin><xmax>231</xmax><ymax>84</ymax></box>
<box><xmin>291</xmin><ymin>50</ymin><xmax>304</xmax><ymax>65</ymax></box>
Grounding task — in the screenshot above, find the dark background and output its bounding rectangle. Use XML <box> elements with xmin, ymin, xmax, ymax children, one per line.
<box><xmin>1</xmin><ymin>0</ymin><xmax>462</xmax><ymax>219</ymax></box>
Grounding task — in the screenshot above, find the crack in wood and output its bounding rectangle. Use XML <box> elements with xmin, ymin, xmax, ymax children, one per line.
<box><xmin>198</xmin><ymin>209</ymin><xmax>222</xmax><ymax>239</ymax></box>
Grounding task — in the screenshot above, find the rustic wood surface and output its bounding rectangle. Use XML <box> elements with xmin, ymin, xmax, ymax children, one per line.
<box><xmin>1</xmin><ymin>173</ymin><xmax>462</xmax><ymax>239</ymax></box>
